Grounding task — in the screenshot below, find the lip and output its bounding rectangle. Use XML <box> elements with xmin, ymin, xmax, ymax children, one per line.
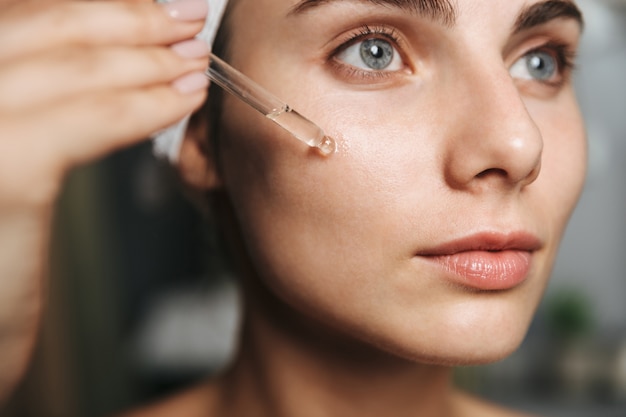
<box><xmin>416</xmin><ymin>232</ymin><xmax>542</xmax><ymax>291</ymax></box>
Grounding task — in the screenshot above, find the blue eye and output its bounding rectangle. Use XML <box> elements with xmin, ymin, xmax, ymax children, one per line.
<box><xmin>510</xmin><ymin>50</ymin><xmax>558</xmax><ymax>82</ymax></box>
<box><xmin>336</xmin><ymin>37</ymin><xmax>403</xmax><ymax>72</ymax></box>
<box><xmin>360</xmin><ymin>39</ymin><xmax>394</xmax><ymax>70</ymax></box>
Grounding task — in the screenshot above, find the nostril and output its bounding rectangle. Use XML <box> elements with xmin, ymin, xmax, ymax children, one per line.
<box><xmin>474</xmin><ymin>160</ymin><xmax>541</xmax><ymax>187</ymax></box>
<box><xmin>475</xmin><ymin>168</ymin><xmax>508</xmax><ymax>179</ymax></box>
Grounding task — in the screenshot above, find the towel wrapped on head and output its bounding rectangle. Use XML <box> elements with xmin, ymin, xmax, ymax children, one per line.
<box><xmin>152</xmin><ymin>0</ymin><xmax>229</xmax><ymax>163</ymax></box>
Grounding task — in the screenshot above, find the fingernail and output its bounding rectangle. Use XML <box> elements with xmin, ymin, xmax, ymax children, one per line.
<box><xmin>161</xmin><ymin>0</ymin><xmax>208</xmax><ymax>21</ymax></box>
<box><xmin>173</xmin><ymin>71</ymin><xmax>208</xmax><ymax>94</ymax></box>
<box><xmin>171</xmin><ymin>39</ymin><xmax>210</xmax><ymax>59</ymax></box>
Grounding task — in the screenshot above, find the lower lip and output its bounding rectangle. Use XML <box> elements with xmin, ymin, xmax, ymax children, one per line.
<box><xmin>424</xmin><ymin>251</ymin><xmax>533</xmax><ymax>291</ymax></box>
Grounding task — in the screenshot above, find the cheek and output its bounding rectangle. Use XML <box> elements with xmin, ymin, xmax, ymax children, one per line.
<box><xmin>218</xmin><ymin>88</ymin><xmax>445</xmax><ymax>323</ymax></box>
<box><xmin>219</xmin><ymin>99</ymin><xmax>409</xmax><ymax>257</ymax></box>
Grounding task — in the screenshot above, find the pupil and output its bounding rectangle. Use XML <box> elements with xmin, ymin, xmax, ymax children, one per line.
<box><xmin>530</xmin><ymin>56</ymin><xmax>544</xmax><ymax>70</ymax></box>
<box><xmin>370</xmin><ymin>45</ymin><xmax>383</xmax><ymax>58</ymax></box>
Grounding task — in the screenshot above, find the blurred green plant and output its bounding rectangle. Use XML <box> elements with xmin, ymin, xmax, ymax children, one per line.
<box><xmin>545</xmin><ymin>288</ymin><xmax>594</xmax><ymax>341</ymax></box>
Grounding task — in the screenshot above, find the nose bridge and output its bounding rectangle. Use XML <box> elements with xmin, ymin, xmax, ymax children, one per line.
<box><xmin>444</xmin><ymin>55</ymin><xmax>544</xmax><ymax>191</ymax></box>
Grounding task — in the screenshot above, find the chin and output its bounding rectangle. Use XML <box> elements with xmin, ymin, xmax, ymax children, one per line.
<box><xmin>435</xmin><ymin>336</ymin><xmax>525</xmax><ymax>366</ymax></box>
<box><xmin>378</xmin><ymin>329</ymin><xmax>527</xmax><ymax>367</ymax></box>
<box><xmin>353</xmin><ymin>298</ymin><xmax>536</xmax><ymax>367</ymax></box>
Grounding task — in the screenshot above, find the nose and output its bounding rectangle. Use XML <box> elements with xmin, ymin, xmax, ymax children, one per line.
<box><xmin>443</xmin><ymin>62</ymin><xmax>543</xmax><ymax>192</ymax></box>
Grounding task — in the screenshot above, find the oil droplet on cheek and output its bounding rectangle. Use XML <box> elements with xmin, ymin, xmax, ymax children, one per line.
<box><xmin>324</xmin><ymin>132</ymin><xmax>350</xmax><ymax>155</ymax></box>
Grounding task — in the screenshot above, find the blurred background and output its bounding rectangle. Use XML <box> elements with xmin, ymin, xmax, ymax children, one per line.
<box><xmin>3</xmin><ymin>0</ymin><xmax>626</xmax><ymax>416</ymax></box>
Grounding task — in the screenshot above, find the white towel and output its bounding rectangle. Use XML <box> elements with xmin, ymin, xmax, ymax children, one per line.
<box><xmin>152</xmin><ymin>0</ymin><xmax>229</xmax><ymax>163</ymax></box>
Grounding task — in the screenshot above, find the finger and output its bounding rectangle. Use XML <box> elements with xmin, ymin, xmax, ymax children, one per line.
<box><xmin>0</xmin><ymin>83</ymin><xmax>207</xmax><ymax>172</ymax></box>
<box><xmin>0</xmin><ymin>0</ymin><xmax>208</xmax><ymax>62</ymax></box>
<box><xmin>0</xmin><ymin>40</ymin><xmax>209</xmax><ymax>112</ymax></box>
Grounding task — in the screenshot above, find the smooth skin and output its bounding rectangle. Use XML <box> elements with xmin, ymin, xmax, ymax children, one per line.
<box><xmin>0</xmin><ymin>0</ymin><xmax>209</xmax><ymax>405</ymax></box>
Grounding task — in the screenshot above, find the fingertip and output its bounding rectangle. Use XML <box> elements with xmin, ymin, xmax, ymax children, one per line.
<box><xmin>172</xmin><ymin>71</ymin><xmax>209</xmax><ymax>94</ymax></box>
<box><xmin>170</xmin><ymin>39</ymin><xmax>210</xmax><ymax>59</ymax></box>
<box><xmin>159</xmin><ymin>0</ymin><xmax>208</xmax><ymax>22</ymax></box>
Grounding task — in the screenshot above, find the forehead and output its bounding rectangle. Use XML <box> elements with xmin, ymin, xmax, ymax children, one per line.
<box><xmin>230</xmin><ymin>0</ymin><xmax>576</xmax><ymax>18</ymax></box>
<box><xmin>229</xmin><ymin>0</ymin><xmax>583</xmax><ymax>43</ymax></box>
<box><xmin>228</xmin><ymin>0</ymin><xmax>582</xmax><ymax>33</ymax></box>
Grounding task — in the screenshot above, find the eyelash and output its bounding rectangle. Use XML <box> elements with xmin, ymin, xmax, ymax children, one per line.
<box><xmin>329</xmin><ymin>25</ymin><xmax>408</xmax><ymax>82</ymax></box>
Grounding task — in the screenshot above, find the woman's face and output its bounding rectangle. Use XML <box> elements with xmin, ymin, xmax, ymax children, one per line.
<box><xmin>206</xmin><ymin>0</ymin><xmax>586</xmax><ymax>364</ymax></box>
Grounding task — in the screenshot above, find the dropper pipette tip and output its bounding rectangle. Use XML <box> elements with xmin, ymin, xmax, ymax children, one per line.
<box><xmin>317</xmin><ymin>136</ymin><xmax>337</xmax><ymax>155</ymax></box>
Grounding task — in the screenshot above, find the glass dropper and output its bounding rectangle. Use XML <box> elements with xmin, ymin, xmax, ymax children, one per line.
<box><xmin>205</xmin><ymin>53</ymin><xmax>336</xmax><ymax>155</ymax></box>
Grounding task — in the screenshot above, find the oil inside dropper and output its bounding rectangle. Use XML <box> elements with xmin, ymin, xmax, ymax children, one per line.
<box><xmin>266</xmin><ymin>106</ymin><xmax>337</xmax><ymax>155</ymax></box>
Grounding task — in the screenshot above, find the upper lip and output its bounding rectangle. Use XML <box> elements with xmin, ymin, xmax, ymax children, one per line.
<box><xmin>416</xmin><ymin>232</ymin><xmax>543</xmax><ymax>256</ymax></box>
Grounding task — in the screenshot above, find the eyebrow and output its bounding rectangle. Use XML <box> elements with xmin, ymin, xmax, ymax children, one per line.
<box><xmin>514</xmin><ymin>0</ymin><xmax>584</xmax><ymax>34</ymax></box>
<box><xmin>288</xmin><ymin>0</ymin><xmax>457</xmax><ymax>26</ymax></box>
<box><xmin>289</xmin><ymin>0</ymin><xmax>584</xmax><ymax>33</ymax></box>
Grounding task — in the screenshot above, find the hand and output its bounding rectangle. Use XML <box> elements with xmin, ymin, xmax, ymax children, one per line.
<box><xmin>0</xmin><ymin>0</ymin><xmax>210</xmax><ymax>404</ymax></box>
<box><xmin>0</xmin><ymin>0</ymin><xmax>210</xmax><ymax>205</ymax></box>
